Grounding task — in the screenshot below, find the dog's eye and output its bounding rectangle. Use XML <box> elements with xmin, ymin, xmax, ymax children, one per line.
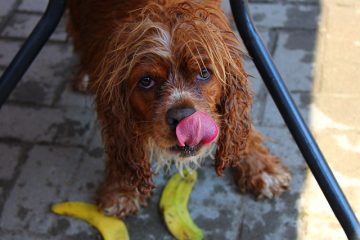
<box><xmin>138</xmin><ymin>76</ymin><xmax>155</xmax><ymax>89</ymax></box>
<box><xmin>196</xmin><ymin>68</ymin><xmax>211</xmax><ymax>82</ymax></box>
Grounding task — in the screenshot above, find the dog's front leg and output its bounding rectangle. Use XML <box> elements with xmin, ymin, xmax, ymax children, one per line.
<box><xmin>95</xmin><ymin>106</ymin><xmax>154</xmax><ymax>218</ymax></box>
<box><xmin>233</xmin><ymin>129</ymin><xmax>291</xmax><ymax>198</ymax></box>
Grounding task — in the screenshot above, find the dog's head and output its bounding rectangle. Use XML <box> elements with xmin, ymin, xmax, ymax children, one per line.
<box><xmin>92</xmin><ymin>1</ymin><xmax>251</xmax><ymax>172</ymax></box>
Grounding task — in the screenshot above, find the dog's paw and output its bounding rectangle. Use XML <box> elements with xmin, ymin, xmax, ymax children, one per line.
<box><xmin>98</xmin><ymin>192</ymin><xmax>147</xmax><ymax>218</ymax></box>
<box><xmin>257</xmin><ymin>170</ymin><xmax>291</xmax><ymax>199</ymax></box>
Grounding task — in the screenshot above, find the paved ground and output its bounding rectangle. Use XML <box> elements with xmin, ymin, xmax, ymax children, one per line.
<box><xmin>0</xmin><ymin>0</ymin><xmax>359</xmax><ymax>239</ymax></box>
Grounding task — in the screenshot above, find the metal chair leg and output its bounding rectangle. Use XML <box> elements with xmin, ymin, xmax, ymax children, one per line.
<box><xmin>0</xmin><ymin>0</ymin><xmax>66</xmax><ymax>108</ymax></box>
<box><xmin>229</xmin><ymin>0</ymin><xmax>360</xmax><ymax>239</ymax></box>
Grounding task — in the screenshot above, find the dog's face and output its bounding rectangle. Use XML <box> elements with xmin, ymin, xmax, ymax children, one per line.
<box><xmin>129</xmin><ymin>47</ymin><xmax>223</xmax><ymax>158</ymax></box>
<box><xmin>94</xmin><ymin>1</ymin><xmax>250</xmax><ymax>169</ymax></box>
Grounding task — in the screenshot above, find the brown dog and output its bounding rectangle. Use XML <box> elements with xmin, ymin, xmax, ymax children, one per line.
<box><xmin>66</xmin><ymin>0</ymin><xmax>291</xmax><ymax>218</ymax></box>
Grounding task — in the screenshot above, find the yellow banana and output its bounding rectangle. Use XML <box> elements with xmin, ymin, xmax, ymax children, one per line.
<box><xmin>160</xmin><ymin>170</ymin><xmax>204</xmax><ymax>240</ymax></box>
<box><xmin>51</xmin><ymin>201</ymin><xmax>129</xmax><ymax>240</ymax></box>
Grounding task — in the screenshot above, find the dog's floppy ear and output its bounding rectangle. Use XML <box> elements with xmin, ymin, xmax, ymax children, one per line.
<box><xmin>215</xmin><ymin>51</ymin><xmax>252</xmax><ymax>176</ymax></box>
<box><xmin>89</xmin><ymin>33</ymin><xmax>154</xmax><ymax>196</ymax></box>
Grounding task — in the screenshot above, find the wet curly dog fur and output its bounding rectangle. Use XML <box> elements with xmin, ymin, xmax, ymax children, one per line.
<box><xmin>66</xmin><ymin>0</ymin><xmax>291</xmax><ymax>218</ymax></box>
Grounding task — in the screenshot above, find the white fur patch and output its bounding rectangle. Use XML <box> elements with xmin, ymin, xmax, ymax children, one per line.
<box><xmin>168</xmin><ymin>89</ymin><xmax>193</xmax><ymax>103</ymax></box>
<box><xmin>148</xmin><ymin>139</ymin><xmax>216</xmax><ymax>174</ymax></box>
<box><xmin>259</xmin><ymin>171</ymin><xmax>291</xmax><ymax>198</ymax></box>
<box><xmin>79</xmin><ymin>74</ymin><xmax>90</xmax><ymax>91</ymax></box>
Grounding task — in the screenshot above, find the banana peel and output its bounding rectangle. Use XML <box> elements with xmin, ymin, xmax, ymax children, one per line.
<box><xmin>51</xmin><ymin>201</ymin><xmax>129</xmax><ymax>240</ymax></box>
<box><xmin>52</xmin><ymin>170</ymin><xmax>202</xmax><ymax>240</ymax></box>
<box><xmin>160</xmin><ymin>170</ymin><xmax>204</xmax><ymax>240</ymax></box>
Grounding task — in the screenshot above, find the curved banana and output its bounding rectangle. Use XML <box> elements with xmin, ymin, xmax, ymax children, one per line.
<box><xmin>51</xmin><ymin>201</ymin><xmax>129</xmax><ymax>240</ymax></box>
<box><xmin>160</xmin><ymin>170</ymin><xmax>204</xmax><ymax>240</ymax></box>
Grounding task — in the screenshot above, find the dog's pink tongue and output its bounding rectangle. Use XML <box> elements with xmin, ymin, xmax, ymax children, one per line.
<box><xmin>176</xmin><ymin>111</ymin><xmax>219</xmax><ymax>147</ymax></box>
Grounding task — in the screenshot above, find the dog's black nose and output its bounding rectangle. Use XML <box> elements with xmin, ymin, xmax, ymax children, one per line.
<box><xmin>166</xmin><ymin>107</ymin><xmax>196</xmax><ymax>130</ymax></box>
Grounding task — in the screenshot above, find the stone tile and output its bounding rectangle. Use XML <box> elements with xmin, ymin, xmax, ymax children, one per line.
<box><xmin>7</xmin><ymin>43</ymin><xmax>75</xmax><ymax>105</ymax></box>
<box><xmin>256</xmin><ymin>126</ymin><xmax>306</xmax><ymax>170</ymax></box>
<box><xmin>312</xmin><ymin>0</ymin><xmax>360</xmax><ymax>96</ymax></box>
<box><xmin>322</xmin><ymin>36</ymin><xmax>360</xmax><ymax>66</ymax></box>
<box><xmin>222</xmin><ymin>2</ymin><xmax>320</xmax><ymax>29</ymax></box>
<box><xmin>0</xmin><ymin>105</ymin><xmax>95</xmax><ymax>146</ymax></box>
<box><xmin>0</xmin><ymin>0</ymin><xmax>16</xmax><ymax>22</ymax></box>
<box><xmin>312</xmin><ymin>129</ymin><xmax>360</xmax><ymax>179</ymax></box>
<box><xmin>250</xmin><ymin>3</ymin><xmax>320</xmax><ymax>29</ymax></box>
<box><xmin>273</xmin><ymin>30</ymin><xmax>317</xmax><ymax>92</ymax></box>
<box><xmin>262</xmin><ymin>99</ymin><xmax>360</xmax><ymax>239</ymax></box>
<box><xmin>309</xmin><ymin>95</ymin><xmax>360</xmax><ymax>131</ymax></box>
<box><xmin>325</xmin><ymin>0</ymin><xmax>360</xmax><ymax>38</ymax></box>
<box><xmin>235</xmin><ymin>126</ymin><xmax>306</xmax><ymax>240</ymax></box>
<box><xmin>0</xmin><ymin>231</ymin><xmax>74</xmax><ymax>240</ymax></box>
<box><xmin>251</xmin><ymin>98</ymin><xmax>264</xmax><ymax>125</ymax></box>
<box><xmin>296</xmin><ymin>169</ymin><xmax>356</xmax><ymax>240</ymax></box>
<box><xmin>55</xmin><ymin>82</ymin><xmax>94</xmax><ymax>109</ymax></box>
<box><xmin>262</xmin><ymin>92</ymin><xmax>311</xmax><ymax>127</ymax></box>
<box><xmin>66</xmin><ymin>129</ymin><xmax>104</xmax><ymax>201</ymax></box>
<box><xmin>318</xmin><ymin>60</ymin><xmax>360</xmax><ymax>96</ymax></box>
<box><xmin>1</xmin><ymin>13</ymin><xmax>67</xmax><ymax>42</ymax></box>
<box><xmin>58</xmin><ymin>158</ymin><xmax>104</xmax><ymax>235</ymax></box>
<box><xmin>245</xmin><ymin>60</ymin><xmax>264</xmax><ymax>98</ymax></box>
<box><xmin>0</xmin><ymin>145</ymin><xmax>83</xmax><ymax>234</ymax></box>
<box><xmin>0</xmin><ymin>39</ymin><xmax>22</xmax><ymax>67</ymax></box>
<box><xmin>0</xmin><ymin>144</ymin><xmax>22</xmax><ymax>180</ymax></box>
<box><xmin>249</xmin><ymin>0</ymin><xmax>319</xmax><ymax>2</ymax></box>
<box><xmin>18</xmin><ymin>0</ymin><xmax>48</xmax><ymax>13</ymax></box>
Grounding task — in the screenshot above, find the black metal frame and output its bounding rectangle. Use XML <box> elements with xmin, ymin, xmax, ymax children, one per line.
<box><xmin>0</xmin><ymin>0</ymin><xmax>359</xmax><ymax>239</ymax></box>
<box><xmin>229</xmin><ymin>0</ymin><xmax>360</xmax><ymax>239</ymax></box>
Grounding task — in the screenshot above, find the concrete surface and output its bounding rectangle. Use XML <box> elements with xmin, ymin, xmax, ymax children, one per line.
<box><xmin>0</xmin><ymin>0</ymin><xmax>359</xmax><ymax>239</ymax></box>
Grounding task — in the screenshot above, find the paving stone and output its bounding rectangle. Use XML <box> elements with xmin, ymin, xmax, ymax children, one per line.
<box><xmin>0</xmin><ymin>39</ymin><xmax>21</xmax><ymax>67</ymax></box>
<box><xmin>296</xmin><ymin>170</ymin><xmax>354</xmax><ymax>240</ymax></box>
<box><xmin>0</xmin><ymin>145</ymin><xmax>83</xmax><ymax>234</ymax></box>
<box><xmin>7</xmin><ymin>43</ymin><xmax>74</xmax><ymax>106</ymax></box>
<box><xmin>56</xmin><ymin>82</ymin><xmax>95</xmax><ymax>109</ymax></box>
<box><xmin>235</xmin><ymin>126</ymin><xmax>306</xmax><ymax>240</ymax></box>
<box><xmin>309</xmin><ymin>95</ymin><xmax>360</xmax><ymax>131</ymax></box>
<box><xmin>0</xmin><ymin>105</ymin><xmax>95</xmax><ymax>146</ymax></box>
<box><xmin>262</xmin><ymin>92</ymin><xmax>311</xmax><ymax>127</ymax></box>
<box><xmin>318</xmin><ymin>60</ymin><xmax>360</xmax><ymax>96</ymax></box>
<box><xmin>1</xmin><ymin>13</ymin><xmax>67</xmax><ymax>42</ymax></box>
<box><xmin>298</xmin><ymin>172</ymin><xmax>348</xmax><ymax>240</ymax></box>
<box><xmin>57</xmin><ymin>157</ymin><xmax>104</xmax><ymax>235</ymax></box>
<box><xmin>312</xmin><ymin>129</ymin><xmax>360</xmax><ymax>180</ymax></box>
<box><xmin>18</xmin><ymin>0</ymin><xmax>48</xmax><ymax>13</ymax></box>
<box><xmin>0</xmin><ymin>231</ymin><xmax>73</xmax><ymax>240</ymax></box>
<box><xmin>250</xmin><ymin>3</ymin><xmax>320</xmax><ymax>29</ymax></box>
<box><xmin>66</xmin><ymin>129</ymin><xmax>104</xmax><ymax>202</ymax></box>
<box><xmin>249</xmin><ymin>0</ymin><xmax>318</xmax><ymax>2</ymax></box>
<box><xmin>322</xmin><ymin>36</ymin><xmax>360</xmax><ymax>67</ymax></box>
<box><xmin>0</xmin><ymin>41</ymin><xmax>75</xmax><ymax>106</ymax></box>
<box><xmin>273</xmin><ymin>30</ymin><xmax>317</xmax><ymax>92</ymax></box>
<box><xmin>222</xmin><ymin>2</ymin><xmax>320</xmax><ymax>29</ymax></box>
<box><xmin>0</xmin><ymin>186</ymin><xmax>4</xmax><ymax>199</ymax></box>
<box><xmin>245</xmin><ymin>60</ymin><xmax>265</xmax><ymax>97</ymax></box>
<box><xmin>313</xmin><ymin>0</ymin><xmax>360</xmax><ymax>96</ymax></box>
<box><xmin>0</xmin><ymin>0</ymin><xmax>16</xmax><ymax>20</ymax></box>
<box><xmin>0</xmin><ymin>144</ymin><xmax>22</xmax><ymax>180</ymax></box>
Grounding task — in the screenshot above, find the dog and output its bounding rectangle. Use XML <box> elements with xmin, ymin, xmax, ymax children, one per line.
<box><xmin>66</xmin><ymin>0</ymin><xmax>291</xmax><ymax>218</ymax></box>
